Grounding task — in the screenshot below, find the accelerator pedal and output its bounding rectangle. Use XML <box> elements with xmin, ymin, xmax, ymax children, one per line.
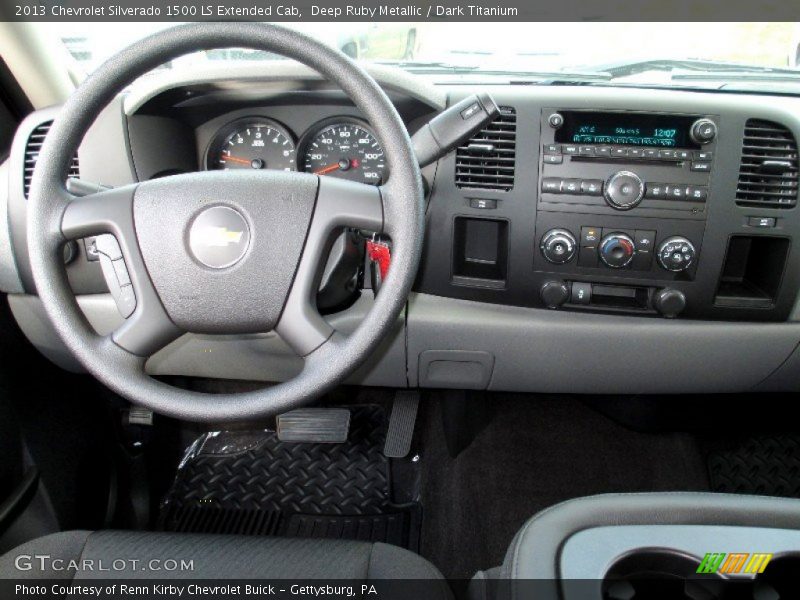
<box><xmin>277</xmin><ymin>408</ymin><xmax>350</xmax><ymax>443</ymax></box>
<box><xmin>384</xmin><ymin>391</ymin><xmax>420</xmax><ymax>458</ymax></box>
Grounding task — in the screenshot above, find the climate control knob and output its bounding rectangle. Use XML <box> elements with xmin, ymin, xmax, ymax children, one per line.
<box><xmin>599</xmin><ymin>232</ymin><xmax>636</xmax><ymax>268</ymax></box>
<box><xmin>657</xmin><ymin>236</ymin><xmax>696</xmax><ymax>272</ymax></box>
<box><xmin>604</xmin><ymin>171</ymin><xmax>645</xmax><ymax>210</ymax></box>
<box><xmin>540</xmin><ymin>229</ymin><xmax>577</xmax><ymax>264</ymax></box>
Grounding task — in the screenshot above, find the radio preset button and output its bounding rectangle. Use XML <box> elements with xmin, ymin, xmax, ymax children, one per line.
<box><xmin>579</xmin><ymin>146</ymin><xmax>595</xmax><ymax>156</ymax></box>
<box><xmin>646</xmin><ymin>183</ymin><xmax>667</xmax><ymax>199</ymax></box>
<box><xmin>659</xmin><ymin>149</ymin><xmax>678</xmax><ymax>160</ymax></box>
<box><xmin>605</xmin><ymin>171</ymin><xmax>645</xmax><ymax>209</ymax></box>
<box><xmin>628</xmin><ymin>148</ymin><xmax>644</xmax><ymax>158</ymax></box>
<box><xmin>542</xmin><ymin>178</ymin><xmax>562</xmax><ymax>193</ymax></box>
<box><xmin>580</xmin><ymin>179</ymin><xmax>604</xmax><ymax>196</ymax></box>
<box><xmin>686</xmin><ymin>186</ymin><xmax>708</xmax><ymax>201</ymax></box>
<box><xmin>595</xmin><ymin>146</ymin><xmax>612</xmax><ymax>157</ymax></box>
<box><xmin>666</xmin><ymin>185</ymin><xmax>686</xmax><ymax>200</ymax></box>
<box><xmin>611</xmin><ymin>147</ymin><xmax>627</xmax><ymax>157</ymax></box>
<box><xmin>643</xmin><ymin>149</ymin><xmax>659</xmax><ymax>159</ymax></box>
<box><xmin>676</xmin><ymin>150</ymin><xmax>692</xmax><ymax>160</ymax></box>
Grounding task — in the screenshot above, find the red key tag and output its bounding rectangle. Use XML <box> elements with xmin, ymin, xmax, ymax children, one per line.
<box><xmin>366</xmin><ymin>239</ymin><xmax>391</xmax><ymax>280</ymax></box>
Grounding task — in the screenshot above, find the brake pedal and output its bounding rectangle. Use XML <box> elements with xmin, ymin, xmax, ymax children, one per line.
<box><xmin>384</xmin><ymin>391</ymin><xmax>420</xmax><ymax>458</ymax></box>
<box><xmin>277</xmin><ymin>408</ymin><xmax>350</xmax><ymax>443</ymax></box>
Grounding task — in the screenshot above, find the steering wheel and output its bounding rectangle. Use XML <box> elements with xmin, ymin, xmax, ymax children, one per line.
<box><xmin>26</xmin><ymin>23</ymin><xmax>424</xmax><ymax>422</ymax></box>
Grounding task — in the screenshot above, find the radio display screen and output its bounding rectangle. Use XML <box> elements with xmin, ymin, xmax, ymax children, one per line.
<box><xmin>554</xmin><ymin>112</ymin><xmax>699</xmax><ymax>148</ymax></box>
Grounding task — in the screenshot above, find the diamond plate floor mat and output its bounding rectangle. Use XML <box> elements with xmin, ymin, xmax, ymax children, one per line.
<box><xmin>708</xmin><ymin>435</ymin><xmax>800</xmax><ymax>498</ymax></box>
<box><xmin>159</xmin><ymin>405</ymin><xmax>421</xmax><ymax>550</ymax></box>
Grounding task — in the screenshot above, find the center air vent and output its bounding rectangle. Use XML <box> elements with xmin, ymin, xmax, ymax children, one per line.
<box><xmin>23</xmin><ymin>121</ymin><xmax>80</xmax><ymax>198</ymax></box>
<box><xmin>736</xmin><ymin>119</ymin><xmax>798</xmax><ymax>208</ymax></box>
<box><xmin>455</xmin><ymin>106</ymin><xmax>516</xmax><ymax>191</ymax></box>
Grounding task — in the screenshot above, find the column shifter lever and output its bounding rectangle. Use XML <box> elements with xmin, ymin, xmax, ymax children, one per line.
<box><xmin>411</xmin><ymin>93</ymin><xmax>500</xmax><ymax>168</ymax></box>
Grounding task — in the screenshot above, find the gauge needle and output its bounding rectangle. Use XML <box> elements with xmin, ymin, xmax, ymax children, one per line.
<box><xmin>223</xmin><ymin>155</ymin><xmax>252</xmax><ymax>166</ymax></box>
<box><xmin>314</xmin><ymin>163</ymin><xmax>341</xmax><ymax>175</ymax></box>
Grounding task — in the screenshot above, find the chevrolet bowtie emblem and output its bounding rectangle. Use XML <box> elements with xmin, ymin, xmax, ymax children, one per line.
<box><xmin>189</xmin><ymin>206</ymin><xmax>251</xmax><ymax>269</ymax></box>
<box><xmin>197</xmin><ymin>226</ymin><xmax>244</xmax><ymax>247</ymax></box>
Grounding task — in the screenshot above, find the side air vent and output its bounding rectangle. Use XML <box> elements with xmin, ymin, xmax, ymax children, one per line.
<box><xmin>455</xmin><ymin>106</ymin><xmax>516</xmax><ymax>192</ymax></box>
<box><xmin>736</xmin><ymin>119</ymin><xmax>798</xmax><ymax>208</ymax></box>
<box><xmin>23</xmin><ymin>121</ymin><xmax>80</xmax><ymax>198</ymax></box>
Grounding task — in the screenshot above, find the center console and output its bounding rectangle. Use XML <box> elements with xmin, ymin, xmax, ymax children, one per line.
<box><xmin>472</xmin><ymin>493</ymin><xmax>800</xmax><ymax>600</ymax></box>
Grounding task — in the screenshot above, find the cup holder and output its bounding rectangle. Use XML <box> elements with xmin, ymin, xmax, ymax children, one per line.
<box><xmin>753</xmin><ymin>553</ymin><xmax>800</xmax><ymax>600</ymax></box>
<box><xmin>602</xmin><ymin>549</ymin><xmax>725</xmax><ymax>600</ymax></box>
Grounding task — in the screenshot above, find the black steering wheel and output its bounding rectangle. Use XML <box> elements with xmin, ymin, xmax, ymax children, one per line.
<box><xmin>26</xmin><ymin>23</ymin><xmax>424</xmax><ymax>422</ymax></box>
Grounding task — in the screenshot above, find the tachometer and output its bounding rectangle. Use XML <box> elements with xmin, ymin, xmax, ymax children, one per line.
<box><xmin>207</xmin><ymin>118</ymin><xmax>296</xmax><ymax>171</ymax></box>
<box><xmin>302</xmin><ymin>121</ymin><xmax>385</xmax><ymax>185</ymax></box>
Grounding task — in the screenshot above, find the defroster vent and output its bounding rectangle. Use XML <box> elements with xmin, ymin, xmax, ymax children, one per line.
<box><xmin>455</xmin><ymin>106</ymin><xmax>516</xmax><ymax>191</ymax></box>
<box><xmin>736</xmin><ymin>119</ymin><xmax>798</xmax><ymax>208</ymax></box>
<box><xmin>23</xmin><ymin>120</ymin><xmax>80</xmax><ymax>198</ymax></box>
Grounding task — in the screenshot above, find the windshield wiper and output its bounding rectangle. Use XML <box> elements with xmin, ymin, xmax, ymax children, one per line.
<box><xmin>590</xmin><ymin>58</ymin><xmax>800</xmax><ymax>80</ymax></box>
<box><xmin>374</xmin><ymin>60</ymin><xmax>612</xmax><ymax>81</ymax></box>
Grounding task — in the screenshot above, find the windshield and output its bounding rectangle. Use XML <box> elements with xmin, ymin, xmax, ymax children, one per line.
<box><xmin>43</xmin><ymin>22</ymin><xmax>800</xmax><ymax>85</ymax></box>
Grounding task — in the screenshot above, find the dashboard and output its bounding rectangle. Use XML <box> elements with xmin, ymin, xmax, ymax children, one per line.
<box><xmin>5</xmin><ymin>63</ymin><xmax>800</xmax><ymax>396</ymax></box>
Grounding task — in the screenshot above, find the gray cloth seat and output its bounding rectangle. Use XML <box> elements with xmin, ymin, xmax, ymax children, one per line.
<box><xmin>0</xmin><ymin>530</ymin><xmax>451</xmax><ymax>597</ymax></box>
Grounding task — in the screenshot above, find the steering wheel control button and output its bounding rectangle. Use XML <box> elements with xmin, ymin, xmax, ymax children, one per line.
<box><xmin>599</xmin><ymin>232</ymin><xmax>636</xmax><ymax>268</ymax></box>
<box><xmin>657</xmin><ymin>236</ymin><xmax>696</xmax><ymax>272</ymax></box>
<box><xmin>540</xmin><ymin>229</ymin><xmax>577</xmax><ymax>264</ymax></box>
<box><xmin>189</xmin><ymin>206</ymin><xmax>251</xmax><ymax>269</ymax></box>
<box><xmin>604</xmin><ymin>171</ymin><xmax>645</xmax><ymax>210</ymax></box>
<box><xmin>571</xmin><ymin>281</ymin><xmax>592</xmax><ymax>305</ymax></box>
<box><xmin>690</xmin><ymin>118</ymin><xmax>718</xmax><ymax>144</ymax></box>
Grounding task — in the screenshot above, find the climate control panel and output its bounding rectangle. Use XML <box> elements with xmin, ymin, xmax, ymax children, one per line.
<box><xmin>534</xmin><ymin>211</ymin><xmax>705</xmax><ymax>283</ymax></box>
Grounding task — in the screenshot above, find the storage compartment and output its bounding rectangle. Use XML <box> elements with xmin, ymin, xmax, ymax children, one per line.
<box><xmin>452</xmin><ymin>217</ymin><xmax>508</xmax><ymax>288</ymax></box>
<box><xmin>715</xmin><ymin>236</ymin><xmax>790</xmax><ymax>309</ymax></box>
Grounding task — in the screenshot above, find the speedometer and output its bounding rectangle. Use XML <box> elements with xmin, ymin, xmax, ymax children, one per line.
<box><xmin>207</xmin><ymin>118</ymin><xmax>296</xmax><ymax>171</ymax></box>
<box><xmin>302</xmin><ymin>120</ymin><xmax>386</xmax><ymax>185</ymax></box>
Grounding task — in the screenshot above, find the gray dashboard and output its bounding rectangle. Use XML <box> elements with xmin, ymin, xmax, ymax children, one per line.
<box><xmin>4</xmin><ymin>63</ymin><xmax>800</xmax><ymax>394</ymax></box>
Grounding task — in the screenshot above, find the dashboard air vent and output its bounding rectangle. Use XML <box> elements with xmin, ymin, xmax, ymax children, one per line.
<box><xmin>736</xmin><ymin>119</ymin><xmax>798</xmax><ymax>208</ymax></box>
<box><xmin>455</xmin><ymin>106</ymin><xmax>516</xmax><ymax>191</ymax></box>
<box><xmin>24</xmin><ymin>121</ymin><xmax>80</xmax><ymax>198</ymax></box>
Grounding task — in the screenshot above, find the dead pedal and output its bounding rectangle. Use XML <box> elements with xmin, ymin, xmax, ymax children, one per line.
<box><xmin>277</xmin><ymin>407</ymin><xmax>350</xmax><ymax>443</ymax></box>
<box><xmin>384</xmin><ymin>391</ymin><xmax>420</xmax><ymax>458</ymax></box>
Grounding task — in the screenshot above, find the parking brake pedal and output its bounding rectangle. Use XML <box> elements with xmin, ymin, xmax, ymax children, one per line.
<box><xmin>277</xmin><ymin>408</ymin><xmax>350</xmax><ymax>443</ymax></box>
<box><xmin>384</xmin><ymin>391</ymin><xmax>420</xmax><ymax>458</ymax></box>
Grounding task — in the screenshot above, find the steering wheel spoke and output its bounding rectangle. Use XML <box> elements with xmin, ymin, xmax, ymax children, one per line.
<box><xmin>60</xmin><ymin>185</ymin><xmax>182</xmax><ymax>357</ymax></box>
<box><xmin>275</xmin><ymin>177</ymin><xmax>383</xmax><ymax>356</ymax></box>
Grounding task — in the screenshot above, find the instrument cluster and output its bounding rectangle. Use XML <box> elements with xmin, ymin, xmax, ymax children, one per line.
<box><xmin>205</xmin><ymin>115</ymin><xmax>386</xmax><ymax>185</ymax></box>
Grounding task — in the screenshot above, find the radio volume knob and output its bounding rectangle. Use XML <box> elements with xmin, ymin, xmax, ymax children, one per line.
<box><xmin>690</xmin><ymin>118</ymin><xmax>717</xmax><ymax>144</ymax></box>
<box><xmin>540</xmin><ymin>229</ymin><xmax>577</xmax><ymax>264</ymax></box>
<box><xmin>604</xmin><ymin>171</ymin><xmax>644</xmax><ymax>210</ymax></box>
<box><xmin>657</xmin><ymin>236</ymin><xmax>696</xmax><ymax>272</ymax></box>
<box><xmin>599</xmin><ymin>232</ymin><xmax>636</xmax><ymax>268</ymax></box>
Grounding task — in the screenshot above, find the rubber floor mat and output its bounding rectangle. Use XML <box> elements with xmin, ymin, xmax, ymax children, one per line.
<box><xmin>708</xmin><ymin>435</ymin><xmax>800</xmax><ymax>498</ymax></box>
<box><xmin>159</xmin><ymin>405</ymin><xmax>421</xmax><ymax>550</ymax></box>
